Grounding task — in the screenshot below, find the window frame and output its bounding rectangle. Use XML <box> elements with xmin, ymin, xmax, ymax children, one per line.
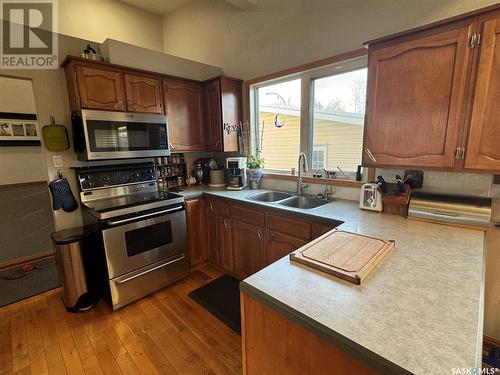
<box><xmin>248</xmin><ymin>53</ymin><xmax>368</xmax><ymax>176</ymax></box>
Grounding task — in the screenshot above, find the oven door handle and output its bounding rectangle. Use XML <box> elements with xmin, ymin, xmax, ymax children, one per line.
<box><xmin>106</xmin><ymin>205</ymin><xmax>184</xmax><ymax>226</ymax></box>
<box><xmin>115</xmin><ymin>253</ymin><xmax>186</xmax><ymax>285</ymax></box>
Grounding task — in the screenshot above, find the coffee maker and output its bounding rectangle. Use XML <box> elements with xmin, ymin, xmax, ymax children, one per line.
<box><xmin>226</xmin><ymin>157</ymin><xmax>248</xmax><ymax>190</ymax></box>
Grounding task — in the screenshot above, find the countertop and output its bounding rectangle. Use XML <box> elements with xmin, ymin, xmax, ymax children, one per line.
<box><xmin>178</xmin><ymin>186</ymin><xmax>486</xmax><ymax>374</ymax></box>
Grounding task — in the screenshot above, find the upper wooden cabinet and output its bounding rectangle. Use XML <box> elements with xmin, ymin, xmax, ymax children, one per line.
<box><xmin>63</xmin><ymin>57</ymin><xmax>244</xmax><ymax>153</ymax></box>
<box><xmin>123</xmin><ymin>74</ymin><xmax>163</xmax><ymax>114</ymax></box>
<box><xmin>74</xmin><ymin>65</ymin><xmax>125</xmax><ymax>111</ymax></box>
<box><xmin>363</xmin><ymin>23</ymin><xmax>474</xmax><ymax>169</ymax></box>
<box><xmin>163</xmin><ymin>79</ymin><xmax>205</xmax><ymax>151</ymax></box>
<box><xmin>364</xmin><ymin>7</ymin><xmax>500</xmax><ymax>172</ymax></box>
<box><xmin>465</xmin><ymin>15</ymin><xmax>500</xmax><ymax>171</ymax></box>
<box><xmin>203</xmin><ymin>76</ymin><xmax>243</xmax><ymax>152</ymax></box>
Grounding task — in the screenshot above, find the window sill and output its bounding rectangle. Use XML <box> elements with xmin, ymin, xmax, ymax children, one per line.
<box><xmin>262</xmin><ymin>172</ymin><xmax>365</xmax><ymax>188</ymax></box>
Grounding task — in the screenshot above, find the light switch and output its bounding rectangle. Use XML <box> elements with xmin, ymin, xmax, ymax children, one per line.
<box><xmin>52</xmin><ymin>154</ymin><xmax>63</xmax><ymax>168</ymax></box>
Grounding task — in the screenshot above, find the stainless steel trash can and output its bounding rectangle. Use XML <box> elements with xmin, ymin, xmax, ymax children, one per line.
<box><xmin>51</xmin><ymin>227</ymin><xmax>97</xmax><ymax>312</ymax></box>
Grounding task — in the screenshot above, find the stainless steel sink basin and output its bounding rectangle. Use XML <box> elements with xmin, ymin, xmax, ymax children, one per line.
<box><xmin>246</xmin><ymin>191</ymin><xmax>294</xmax><ymax>202</ymax></box>
<box><xmin>278</xmin><ymin>196</ymin><xmax>329</xmax><ymax>209</ymax></box>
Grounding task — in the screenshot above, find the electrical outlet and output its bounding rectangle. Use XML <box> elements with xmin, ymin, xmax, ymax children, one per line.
<box><xmin>52</xmin><ymin>154</ymin><xmax>63</xmax><ymax>168</ymax></box>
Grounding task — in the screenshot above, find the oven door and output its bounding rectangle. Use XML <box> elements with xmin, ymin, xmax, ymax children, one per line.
<box><xmin>81</xmin><ymin>110</ymin><xmax>171</xmax><ymax>160</ymax></box>
<box><xmin>101</xmin><ymin>205</ymin><xmax>187</xmax><ymax>279</ymax></box>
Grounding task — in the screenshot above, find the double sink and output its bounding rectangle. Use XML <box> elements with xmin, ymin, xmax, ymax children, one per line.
<box><xmin>246</xmin><ymin>191</ymin><xmax>329</xmax><ymax>209</ymax></box>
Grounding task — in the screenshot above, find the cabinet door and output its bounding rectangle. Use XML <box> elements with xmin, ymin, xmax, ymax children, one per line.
<box><xmin>232</xmin><ymin>220</ymin><xmax>265</xmax><ymax>279</ymax></box>
<box><xmin>205</xmin><ymin>199</ymin><xmax>219</xmax><ymax>264</ymax></box>
<box><xmin>266</xmin><ymin>230</ymin><xmax>307</xmax><ymax>265</ymax></box>
<box><xmin>313</xmin><ymin>222</ymin><xmax>336</xmax><ymax>239</ymax></box>
<box><xmin>124</xmin><ymin>74</ymin><xmax>163</xmax><ymax>114</ymax></box>
<box><xmin>163</xmin><ymin>80</ymin><xmax>205</xmax><ymax>151</ymax></box>
<box><xmin>217</xmin><ymin>215</ymin><xmax>233</xmax><ymax>273</ymax></box>
<box><xmin>204</xmin><ymin>80</ymin><xmax>223</xmax><ymax>151</ymax></box>
<box><xmin>363</xmin><ymin>24</ymin><xmax>474</xmax><ymax>169</ymax></box>
<box><xmin>465</xmin><ymin>17</ymin><xmax>500</xmax><ymax>171</ymax></box>
<box><xmin>186</xmin><ymin>198</ymin><xmax>206</xmax><ymax>267</ymax></box>
<box><xmin>220</xmin><ymin>77</ymin><xmax>242</xmax><ymax>152</ymax></box>
<box><xmin>76</xmin><ymin>66</ymin><xmax>125</xmax><ymax>111</ymax></box>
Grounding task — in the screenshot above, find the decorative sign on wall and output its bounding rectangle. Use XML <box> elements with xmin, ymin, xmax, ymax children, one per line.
<box><xmin>0</xmin><ymin>112</ymin><xmax>40</xmax><ymax>146</ymax></box>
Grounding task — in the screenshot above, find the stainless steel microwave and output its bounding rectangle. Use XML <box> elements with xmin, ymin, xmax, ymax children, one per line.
<box><xmin>72</xmin><ymin>110</ymin><xmax>171</xmax><ymax>161</ymax></box>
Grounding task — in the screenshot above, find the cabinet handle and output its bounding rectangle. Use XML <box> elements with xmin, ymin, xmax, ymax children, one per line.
<box><xmin>364</xmin><ymin>148</ymin><xmax>377</xmax><ymax>163</ymax></box>
<box><xmin>267</xmin><ymin>233</ymin><xmax>275</xmax><ymax>244</ymax></box>
<box><xmin>454</xmin><ymin>147</ymin><xmax>461</xmax><ymax>159</ymax></box>
<box><xmin>169</xmin><ymin>142</ymin><xmax>175</xmax><ymax>150</ymax></box>
<box><xmin>113</xmin><ymin>98</ymin><xmax>123</xmax><ymax>110</ymax></box>
<box><xmin>257</xmin><ymin>230</ymin><xmax>262</xmax><ymax>240</ymax></box>
<box><xmin>209</xmin><ymin>202</ymin><xmax>215</xmax><ymax>211</ymax></box>
<box><xmin>223</xmin><ymin>218</ymin><xmax>230</xmax><ymax>229</ymax></box>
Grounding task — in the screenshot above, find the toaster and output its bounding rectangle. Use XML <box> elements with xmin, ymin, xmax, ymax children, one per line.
<box><xmin>359</xmin><ymin>183</ymin><xmax>383</xmax><ymax>212</ymax></box>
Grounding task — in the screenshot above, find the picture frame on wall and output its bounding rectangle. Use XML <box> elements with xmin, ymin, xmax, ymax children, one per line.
<box><xmin>0</xmin><ymin>113</ymin><xmax>40</xmax><ymax>146</ymax></box>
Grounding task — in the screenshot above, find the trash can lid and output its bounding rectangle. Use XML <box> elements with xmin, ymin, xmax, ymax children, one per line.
<box><xmin>51</xmin><ymin>227</ymin><xmax>89</xmax><ymax>245</ymax></box>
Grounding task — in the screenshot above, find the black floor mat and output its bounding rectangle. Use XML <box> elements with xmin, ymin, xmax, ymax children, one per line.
<box><xmin>189</xmin><ymin>274</ymin><xmax>241</xmax><ymax>334</ymax></box>
<box><xmin>0</xmin><ymin>258</ymin><xmax>60</xmax><ymax>307</ymax></box>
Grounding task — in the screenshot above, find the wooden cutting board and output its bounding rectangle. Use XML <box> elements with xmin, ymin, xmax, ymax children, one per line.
<box><xmin>290</xmin><ymin>229</ymin><xmax>395</xmax><ymax>285</ymax></box>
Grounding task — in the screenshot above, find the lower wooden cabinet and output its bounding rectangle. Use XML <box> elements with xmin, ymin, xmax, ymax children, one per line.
<box><xmin>199</xmin><ymin>197</ymin><xmax>339</xmax><ymax>277</ymax></box>
<box><xmin>232</xmin><ymin>220</ymin><xmax>266</xmax><ymax>279</ymax></box>
<box><xmin>185</xmin><ymin>198</ymin><xmax>207</xmax><ymax>267</ymax></box>
<box><xmin>204</xmin><ymin>200</ymin><xmax>218</xmax><ymax>264</ymax></box>
<box><xmin>266</xmin><ymin>230</ymin><xmax>308</xmax><ymax>265</ymax></box>
<box><xmin>217</xmin><ymin>215</ymin><xmax>233</xmax><ymax>272</ymax></box>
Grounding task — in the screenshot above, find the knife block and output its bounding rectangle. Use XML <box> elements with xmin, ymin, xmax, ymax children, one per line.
<box><xmin>381</xmin><ymin>184</ymin><xmax>411</xmax><ymax>217</ymax></box>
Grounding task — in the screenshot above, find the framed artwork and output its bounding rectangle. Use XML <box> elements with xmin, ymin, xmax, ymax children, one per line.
<box><xmin>0</xmin><ymin>112</ymin><xmax>40</xmax><ymax>146</ymax></box>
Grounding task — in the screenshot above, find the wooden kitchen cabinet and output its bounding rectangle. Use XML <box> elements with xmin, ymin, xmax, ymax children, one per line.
<box><xmin>75</xmin><ymin>65</ymin><xmax>125</xmax><ymax>111</ymax></box>
<box><xmin>124</xmin><ymin>73</ymin><xmax>163</xmax><ymax>114</ymax></box>
<box><xmin>465</xmin><ymin>14</ymin><xmax>500</xmax><ymax>171</ymax></box>
<box><xmin>363</xmin><ymin>22</ymin><xmax>474</xmax><ymax>169</ymax></box>
<box><xmin>216</xmin><ymin>214</ymin><xmax>234</xmax><ymax>273</ymax></box>
<box><xmin>203</xmin><ymin>76</ymin><xmax>242</xmax><ymax>152</ymax></box>
<box><xmin>313</xmin><ymin>222</ymin><xmax>337</xmax><ymax>238</ymax></box>
<box><xmin>163</xmin><ymin>79</ymin><xmax>205</xmax><ymax>151</ymax></box>
<box><xmin>232</xmin><ymin>220</ymin><xmax>266</xmax><ymax>279</ymax></box>
<box><xmin>185</xmin><ymin>198</ymin><xmax>207</xmax><ymax>267</ymax></box>
<box><xmin>266</xmin><ymin>230</ymin><xmax>307</xmax><ymax>265</ymax></box>
<box><xmin>204</xmin><ymin>198</ymin><xmax>219</xmax><ymax>264</ymax></box>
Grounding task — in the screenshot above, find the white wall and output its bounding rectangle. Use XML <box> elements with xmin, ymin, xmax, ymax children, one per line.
<box><xmin>59</xmin><ymin>0</ymin><xmax>164</xmax><ymax>52</ymax></box>
<box><xmin>162</xmin><ymin>0</ymin><xmax>499</xmax><ymax>80</ymax></box>
<box><xmin>0</xmin><ymin>76</ymin><xmax>47</xmax><ymax>185</ymax></box>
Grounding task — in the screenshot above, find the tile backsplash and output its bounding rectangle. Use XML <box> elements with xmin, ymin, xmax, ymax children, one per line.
<box><xmin>262</xmin><ymin>169</ymin><xmax>495</xmax><ymax>203</ymax></box>
<box><xmin>376</xmin><ymin>169</ymin><xmax>493</xmax><ymax>197</ymax></box>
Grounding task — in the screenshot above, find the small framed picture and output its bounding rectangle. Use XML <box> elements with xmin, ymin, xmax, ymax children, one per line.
<box><xmin>12</xmin><ymin>124</ymin><xmax>25</xmax><ymax>136</ymax></box>
<box><xmin>24</xmin><ymin>123</ymin><xmax>38</xmax><ymax>137</ymax></box>
<box><xmin>0</xmin><ymin>122</ymin><xmax>12</xmax><ymax>136</ymax></box>
<box><xmin>0</xmin><ymin>116</ymin><xmax>40</xmax><ymax>146</ymax></box>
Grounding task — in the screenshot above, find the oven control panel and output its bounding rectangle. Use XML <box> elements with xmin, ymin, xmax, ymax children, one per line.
<box><xmin>77</xmin><ymin>163</ymin><xmax>156</xmax><ymax>190</ymax></box>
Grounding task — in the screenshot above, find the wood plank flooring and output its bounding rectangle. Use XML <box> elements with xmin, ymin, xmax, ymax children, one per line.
<box><xmin>0</xmin><ymin>264</ymin><xmax>242</xmax><ymax>375</ymax></box>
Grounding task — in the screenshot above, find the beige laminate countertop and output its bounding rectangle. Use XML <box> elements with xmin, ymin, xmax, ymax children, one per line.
<box><xmin>178</xmin><ymin>187</ymin><xmax>486</xmax><ymax>374</ymax></box>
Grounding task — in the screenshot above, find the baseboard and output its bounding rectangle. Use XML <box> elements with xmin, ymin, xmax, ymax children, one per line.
<box><xmin>0</xmin><ymin>251</ymin><xmax>55</xmax><ymax>272</ymax></box>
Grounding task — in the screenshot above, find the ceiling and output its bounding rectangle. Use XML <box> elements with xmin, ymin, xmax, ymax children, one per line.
<box><xmin>120</xmin><ymin>0</ymin><xmax>195</xmax><ymax>15</ymax></box>
<box><xmin>120</xmin><ymin>0</ymin><xmax>260</xmax><ymax>15</ymax></box>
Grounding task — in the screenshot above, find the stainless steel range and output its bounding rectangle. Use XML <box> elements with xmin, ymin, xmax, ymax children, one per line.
<box><xmin>77</xmin><ymin>162</ymin><xmax>189</xmax><ymax>310</ymax></box>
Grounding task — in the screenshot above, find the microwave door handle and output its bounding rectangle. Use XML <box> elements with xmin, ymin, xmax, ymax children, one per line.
<box><xmin>114</xmin><ymin>253</ymin><xmax>186</xmax><ymax>285</ymax></box>
<box><xmin>106</xmin><ymin>205</ymin><xmax>183</xmax><ymax>226</ymax></box>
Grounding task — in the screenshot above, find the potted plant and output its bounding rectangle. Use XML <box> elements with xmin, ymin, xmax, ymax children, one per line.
<box><xmin>247</xmin><ymin>153</ymin><xmax>265</xmax><ymax>189</ymax></box>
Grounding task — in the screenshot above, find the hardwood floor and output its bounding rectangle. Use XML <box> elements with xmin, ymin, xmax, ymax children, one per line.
<box><xmin>0</xmin><ymin>264</ymin><xmax>242</xmax><ymax>375</ymax></box>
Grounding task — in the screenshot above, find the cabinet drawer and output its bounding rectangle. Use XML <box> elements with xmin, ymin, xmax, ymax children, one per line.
<box><xmin>206</xmin><ymin>198</ymin><xmax>230</xmax><ymax>216</ymax></box>
<box><xmin>267</xmin><ymin>214</ymin><xmax>312</xmax><ymax>240</ymax></box>
<box><xmin>231</xmin><ymin>204</ymin><xmax>265</xmax><ymax>227</ymax></box>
